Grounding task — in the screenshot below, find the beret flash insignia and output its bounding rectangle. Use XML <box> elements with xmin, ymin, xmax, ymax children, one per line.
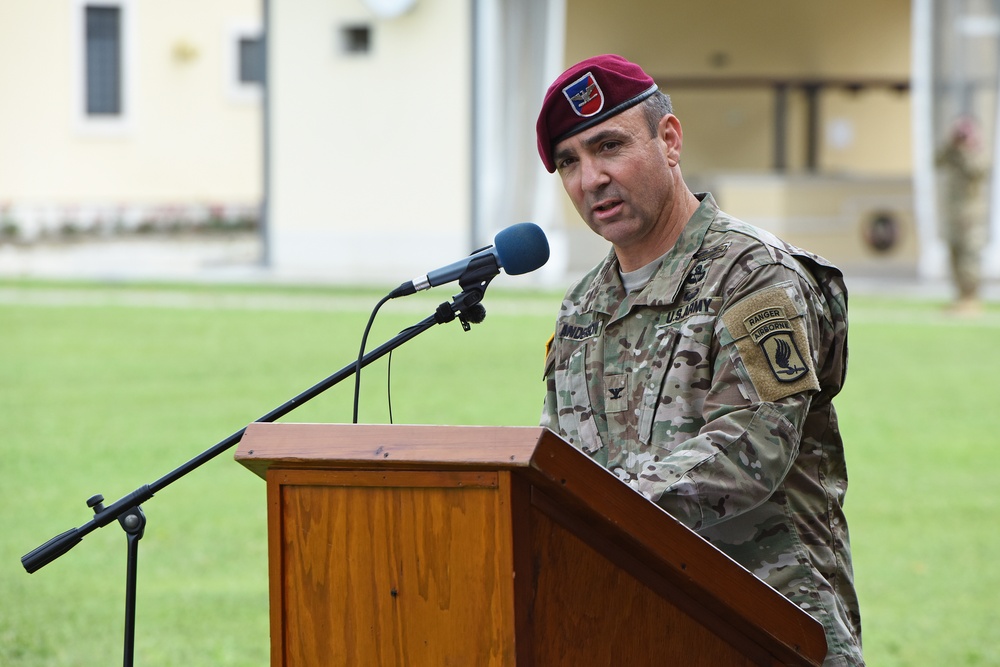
<box><xmin>562</xmin><ymin>72</ymin><xmax>605</xmax><ymax>118</ymax></box>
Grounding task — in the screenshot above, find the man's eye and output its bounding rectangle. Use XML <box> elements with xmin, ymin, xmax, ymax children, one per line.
<box><xmin>600</xmin><ymin>141</ymin><xmax>621</xmax><ymax>152</ymax></box>
<box><xmin>556</xmin><ymin>156</ymin><xmax>577</xmax><ymax>170</ymax></box>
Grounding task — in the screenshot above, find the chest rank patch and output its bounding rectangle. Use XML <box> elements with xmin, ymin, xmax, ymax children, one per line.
<box><xmin>721</xmin><ymin>284</ymin><xmax>820</xmax><ymax>403</ymax></box>
<box><xmin>604</xmin><ymin>373</ymin><xmax>628</xmax><ymax>413</ymax></box>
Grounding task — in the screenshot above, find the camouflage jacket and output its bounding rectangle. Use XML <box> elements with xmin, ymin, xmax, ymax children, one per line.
<box><xmin>936</xmin><ymin>141</ymin><xmax>986</xmax><ymax>241</ymax></box>
<box><xmin>541</xmin><ymin>194</ymin><xmax>863</xmax><ymax>666</ymax></box>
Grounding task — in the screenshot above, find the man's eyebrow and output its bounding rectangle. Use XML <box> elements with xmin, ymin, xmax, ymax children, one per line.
<box><xmin>579</xmin><ymin>129</ymin><xmax>627</xmax><ymax>149</ymax></box>
<box><xmin>553</xmin><ymin>145</ymin><xmax>576</xmax><ymax>163</ymax></box>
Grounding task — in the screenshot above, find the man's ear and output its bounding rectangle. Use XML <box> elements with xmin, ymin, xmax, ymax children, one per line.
<box><xmin>659</xmin><ymin>114</ymin><xmax>683</xmax><ymax>165</ymax></box>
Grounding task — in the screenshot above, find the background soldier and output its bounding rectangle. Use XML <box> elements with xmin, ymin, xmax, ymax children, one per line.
<box><xmin>937</xmin><ymin>116</ymin><xmax>987</xmax><ymax>315</ymax></box>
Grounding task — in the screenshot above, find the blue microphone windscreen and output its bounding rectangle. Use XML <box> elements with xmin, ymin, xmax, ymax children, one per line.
<box><xmin>494</xmin><ymin>223</ymin><xmax>550</xmax><ymax>275</ymax></box>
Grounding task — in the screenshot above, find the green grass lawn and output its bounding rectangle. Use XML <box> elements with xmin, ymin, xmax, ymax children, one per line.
<box><xmin>2</xmin><ymin>281</ymin><xmax>999</xmax><ymax>665</ymax></box>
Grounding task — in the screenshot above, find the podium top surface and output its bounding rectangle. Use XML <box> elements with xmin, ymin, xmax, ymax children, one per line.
<box><xmin>235</xmin><ymin>423</ymin><xmax>555</xmax><ymax>479</ymax></box>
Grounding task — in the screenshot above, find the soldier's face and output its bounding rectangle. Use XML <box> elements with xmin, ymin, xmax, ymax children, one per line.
<box><xmin>553</xmin><ymin>106</ymin><xmax>683</xmax><ymax>267</ymax></box>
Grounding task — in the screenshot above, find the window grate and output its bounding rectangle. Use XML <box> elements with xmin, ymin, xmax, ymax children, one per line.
<box><xmin>85</xmin><ymin>6</ymin><xmax>122</xmax><ymax>116</ymax></box>
<box><xmin>238</xmin><ymin>36</ymin><xmax>264</xmax><ymax>85</ymax></box>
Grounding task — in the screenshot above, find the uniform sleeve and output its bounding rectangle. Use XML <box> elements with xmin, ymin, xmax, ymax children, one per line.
<box><xmin>539</xmin><ymin>335</ymin><xmax>559</xmax><ymax>431</ymax></box>
<box><xmin>634</xmin><ymin>263</ymin><xmax>829</xmax><ymax>531</ymax></box>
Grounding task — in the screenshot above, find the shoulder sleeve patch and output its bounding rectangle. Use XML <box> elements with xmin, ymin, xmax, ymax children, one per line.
<box><xmin>543</xmin><ymin>333</ymin><xmax>555</xmax><ymax>379</ymax></box>
<box><xmin>720</xmin><ymin>283</ymin><xmax>820</xmax><ymax>402</ymax></box>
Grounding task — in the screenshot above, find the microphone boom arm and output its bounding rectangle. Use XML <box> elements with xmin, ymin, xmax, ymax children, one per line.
<box><xmin>21</xmin><ymin>282</ymin><xmax>490</xmax><ymax>574</ymax></box>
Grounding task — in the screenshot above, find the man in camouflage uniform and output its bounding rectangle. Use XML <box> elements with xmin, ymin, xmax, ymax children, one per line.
<box><xmin>936</xmin><ymin>116</ymin><xmax>987</xmax><ymax>315</ymax></box>
<box><xmin>536</xmin><ymin>55</ymin><xmax>863</xmax><ymax>666</ymax></box>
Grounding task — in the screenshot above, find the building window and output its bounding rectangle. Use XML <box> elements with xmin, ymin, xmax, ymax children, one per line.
<box><xmin>74</xmin><ymin>0</ymin><xmax>133</xmax><ymax>133</ymax></box>
<box><xmin>340</xmin><ymin>25</ymin><xmax>372</xmax><ymax>55</ymax></box>
<box><xmin>85</xmin><ymin>6</ymin><xmax>122</xmax><ymax>115</ymax></box>
<box><xmin>227</xmin><ymin>22</ymin><xmax>263</xmax><ymax>103</ymax></box>
<box><xmin>238</xmin><ymin>36</ymin><xmax>264</xmax><ymax>85</ymax></box>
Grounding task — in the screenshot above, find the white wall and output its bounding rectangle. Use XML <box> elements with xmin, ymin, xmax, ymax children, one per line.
<box><xmin>0</xmin><ymin>1</ymin><xmax>262</xmax><ymax>235</ymax></box>
<box><xmin>267</xmin><ymin>0</ymin><xmax>472</xmax><ymax>284</ymax></box>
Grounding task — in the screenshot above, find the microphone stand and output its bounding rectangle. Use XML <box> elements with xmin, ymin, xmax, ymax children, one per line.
<box><xmin>21</xmin><ymin>269</ymin><xmax>496</xmax><ymax>667</ymax></box>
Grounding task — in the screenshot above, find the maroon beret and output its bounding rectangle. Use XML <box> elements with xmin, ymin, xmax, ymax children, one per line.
<box><xmin>536</xmin><ymin>54</ymin><xmax>659</xmax><ymax>172</ymax></box>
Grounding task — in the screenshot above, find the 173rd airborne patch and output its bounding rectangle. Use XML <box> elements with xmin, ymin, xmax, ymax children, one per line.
<box><xmin>721</xmin><ymin>283</ymin><xmax>820</xmax><ymax>403</ymax></box>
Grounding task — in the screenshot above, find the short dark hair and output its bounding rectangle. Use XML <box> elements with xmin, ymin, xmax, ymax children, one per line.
<box><xmin>641</xmin><ymin>91</ymin><xmax>673</xmax><ymax>136</ymax></box>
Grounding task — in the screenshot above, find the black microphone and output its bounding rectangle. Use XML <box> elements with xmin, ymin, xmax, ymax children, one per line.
<box><xmin>389</xmin><ymin>223</ymin><xmax>549</xmax><ymax>298</ymax></box>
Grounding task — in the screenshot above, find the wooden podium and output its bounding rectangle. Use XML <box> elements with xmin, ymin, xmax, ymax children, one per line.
<box><xmin>235</xmin><ymin>423</ymin><xmax>826</xmax><ymax>666</ymax></box>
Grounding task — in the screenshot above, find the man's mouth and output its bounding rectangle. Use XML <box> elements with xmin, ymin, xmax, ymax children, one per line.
<box><xmin>593</xmin><ymin>199</ymin><xmax>622</xmax><ymax>213</ymax></box>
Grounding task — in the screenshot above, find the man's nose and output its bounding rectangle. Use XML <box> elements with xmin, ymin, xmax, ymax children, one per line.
<box><xmin>580</xmin><ymin>156</ymin><xmax>610</xmax><ymax>192</ymax></box>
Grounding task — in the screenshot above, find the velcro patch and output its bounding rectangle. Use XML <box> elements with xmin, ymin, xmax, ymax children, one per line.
<box><xmin>604</xmin><ymin>373</ymin><xmax>628</xmax><ymax>413</ymax></box>
<box><xmin>721</xmin><ymin>284</ymin><xmax>819</xmax><ymax>402</ymax></box>
<box><xmin>659</xmin><ymin>296</ymin><xmax>720</xmax><ymax>327</ymax></box>
<box><xmin>557</xmin><ymin>320</ymin><xmax>602</xmax><ymax>340</ymax></box>
<box><xmin>758</xmin><ymin>331</ymin><xmax>810</xmax><ymax>382</ymax></box>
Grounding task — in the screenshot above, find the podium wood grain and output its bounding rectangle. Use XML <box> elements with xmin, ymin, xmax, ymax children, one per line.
<box><xmin>237</xmin><ymin>423</ymin><xmax>826</xmax><ymax>666</ymax></box>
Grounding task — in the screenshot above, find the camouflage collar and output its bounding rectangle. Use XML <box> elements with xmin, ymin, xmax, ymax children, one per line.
<box><xmin>580</xmin><ymin>193</ymin><xmax>720</xmax><ymax>316</ymax></box>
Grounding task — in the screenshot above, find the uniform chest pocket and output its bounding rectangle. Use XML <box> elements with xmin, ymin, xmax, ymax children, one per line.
<box><xmin>637</xmin><ymin>326</ymin><xmax>681</xmax><ymax>446</ymax></box>
<box><xmin>553</xmin><ymin>341</ymin><xmax>604</xmax><ymax>454</ymax></box>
